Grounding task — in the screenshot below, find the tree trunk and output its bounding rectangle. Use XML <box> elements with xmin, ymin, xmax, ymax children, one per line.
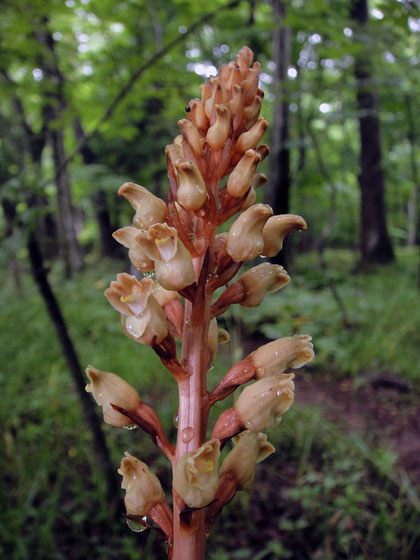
<box><xmin>37</xmin><ymin>21</ymin><xmax>83</xmax><ymax>274</ymax></box>
<box><xmin>265</xmin><ymin>0</ymin><xmax>292</xmax><ymax>266</ymax></box>
<box><xmin>404</xmin><ymin>95</ymin><xmax>418</xmax><ymax>247</ymax></box>
<box><xmin>351</xmin><ymin>0</ymin><xmax>394</xmax><ymax>265</ymax></box>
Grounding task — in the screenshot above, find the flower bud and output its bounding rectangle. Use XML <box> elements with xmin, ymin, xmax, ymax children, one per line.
<box><xmin>252</xmin><ymin>172</ymin><xmax>268</xmax><ymax>189</ymax></box>
<box><xmin>248</xmin><ymin>335</ymin><xmax>314</xmax><ymax>379</ymax></box>
<box><xmin>228</xmin><ymin>84</ymin><xmax>244</xmax><ymax>117</ymax></box>
<box><xmin>227</xmin><ymin>149</ymin><xmax>261</xmax><ymax>198</ymax></box>
<box><xmin>165</xmin><ymin>142</ymin><xmax>184</xmax><ymax>170</ymax></box>
<box><xmin>242</xmin><ymin>68</ymin><xmax>259</xmax><ymax>105</ymax></box>
<box><xmin>241</xmin><ymin>186</ymin><xmax>256</xmax><ymax>210</ymax></box>
<box><xmin>236</xmin><ymin>119</ymin><xmax>268</xmax><ymax>153</ymax></box>
<box><xmin>237</xmin><ymin>46</ymin><xmax>254</xmax><ymax>77</ymax></box>
<box><xmin>175</xmin><ymin>160</ymin><xmax>207</xmax><ymax>211</ymax></box>
<box><xmin>136</xmin><ymin>223</ymin><xmax>195</xmax><ymax>291</ymax></box>
<box><xmin>173</xmin><ymin>439</ymin><xmax>220</xmax><ymax>508</ymax></box>
<box><xmin>220</xmin><ymin>431</ymin><xmax>275</xmax><ymax>489</ymax></box>
<box><xmin>206</xmin><ymin>104</ymin><xmax>231</xmax><ymax>149</ymax></box>
<box><xmin>256</xmin><ymin>144</ymin><xmax>270</xmax><ymax>162</ymax></box>
<box><xmin>208</xmin><ymin>317</ymin><xmax>218</xmax><ymax>361</ymax></box>
<box><xmin>85</xmin><ymin>366</ymin><xmax>141</xmax><ymax>427</ymax></box>
<box><xmin>234</xmin><ymin>374</ymin><xmax>295</xmax><ymax>432</ymax></box>
<box><xmin>178</xmin><ymin>119</ymin><xmax>203</xmax><ymax>155</ymax></box>
<box><xmin>112</xmin><ymin>226</ymin><xmax>154</xmax><ymax>272</ymax></box>
<box><xmin>262</xmin><ymin>214</ymin><xmax>307</xmax><ymax>257</ymax></box>
<box><xmin>119</xmin><ymin>452</ymin><xmax>165</xmax><ymax>516</ymax></box>
<box><xmin>187</xmin><ymin>98</ymin><xmax>209</xmax><ymax>134</ymax></box>
<box><xmin>118</xmin><ymin>182</ymin><xmax>167</xmax><ymax>229</ymax></box>
<box><xmin>224</xmin><ymin>65</ymin><xmax>242</xmax><ymax>94</ymax></box>
<box><xmin>226</xmin><ymin>204</ymin><xmax>273</xmax><ymax>262</ymax></box>
<box><xmin>153</xmin><ymin>283</ymin><xmax>184</xmax><ymax>336</ymax></box>
<box><xmin>238</xmin><ymin>263</ymin><xmax>290</xmax><ymax>307</ymax></box>
<box><xmin>204</xmin><ymin>79</ymin><xmax>226</xmax><ymax>119</ymax></box>
<box><xmin>243</xmin><ymin>95</ymin><xmax>262</xmax><ymax>123</ymax></box>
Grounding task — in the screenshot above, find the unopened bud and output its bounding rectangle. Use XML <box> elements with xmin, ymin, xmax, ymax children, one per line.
<box><xmin>178</xmin><ymin>119</ymin><xmax>203</xmax><ymax>155</ymax></box>
<box><xmin>112</xmin><ymin>226</ymin><xmax>154</xmax><ymax>272</ymax></box>
<box><xmin>262</xmin><ymin>214</ymin><xmax>307</xmax><ymax>257</ymax></box>
<box><xmin>175</xmin><ymin>160</ymin><xmax>207</xmax><ymax>211</ymax></box>
<box><xmin>187</xmin><ymin>98</ymin><xmax>209</xmax><ymax>134</ymax></box>
<box><xmin>240</xmin><ymin>263</ymin><xmax>290</xmax><ymax>307</ymax></box>
<box><xmin>256</xmin><ymin>144</ymin><xmax>270</xmax><ymax>162</ymax></box>
<box><xmin>224</xmin><ymin>65</ymin><xmax>242</xmax><ymax>94</ymax></box>
<box><xmin>173</xmin><ymin>439</ymin><xmax>220</xmax><ymax>508</ymax></box>
<box><xmin>241</xmin><ymin>186</ymin><xmax>256</xmax><ymax>210</ymax></box>
<box><xmin>85</xmin><ymin>366</ymin><xmax>141</xmax><ymax>427</ymax></box>
<box><xmin>227</xmin><ymin>149</ymin><xmax>261</xmax><ymax>198</ymax></box>
<box><xmin>118</xmin><ymin>182</ymin><xmax>167</xmax><ymax>229</ymax></box>
<box><xmin>206</xmin><ymin>104</ymin><xmax>231</xmax><ymax>149</ymax></box>
<box><xmin>237</xmin><ymin>46</ymin><xmax>254</xmax><ymax>77</ymax></box>
<box><xmin>242</xmin><ymin>68</ymin><xmax>259</xmax><ymax>105</ymax></box>
<box><xmin>208</xmin><ymin>317</ymin><xmax>218</xmax><ymax>361</ymax></box>
<box><xmin>226</xmin><ymin>204</ymin><xmax>273</xmax><ymax>262</ymax></box>
<box><xmin>137</xmin><ymin>223</ymin><xmax>195</xmax><ymax>291</ymax></box>
<box><xmin>165</xmin><ymin>142</ymin><xmax>184</xmax><ymax>170</ymax></box>
<box><xmin>204</xmin><ymin>79</ymin><xmax>226</xmax><ymax>119</ymax></box>
<box><xmin>236</xmin><ymin>119</ymin><xmax>268</xmax><ymax>153</ymax></box>
<box><xmin>221</xmin><ymin>431</ymin><xmax>275</xmax><ymax>489</ymax></box>
<box><xmin>119</xmin><ymin>452</ymin><xmax>165</xmax><ymax>516</ymax></box>
<box><xmin>228</xmin><ymin>84</ymin><xmax>244</xmax><ymax>117</ymax></box>
<box><xmin>234</xmin><ymin>374</ymin><xmax>295</xmax><ymax>432</ymax></box>
<box><xmin>248</xmin><ymin>335</ymin><xmax>314</xmax><ymax>378</ymax></box>
<box><xmin>243</xmin><ymin>95</ymin><xmax>262</xmax><ymax>123</ymax></box>
<box><xmin>252</xmin><ymin>172</ymin><xmax>268</xmax><ymax>189</ymax></box>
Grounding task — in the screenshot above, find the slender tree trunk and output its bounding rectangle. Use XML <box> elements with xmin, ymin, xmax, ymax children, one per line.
<box><xmin>404</xmin><ymin>95</ymin><xmax>419</xmax><ymax>247</ymax></box>
<box><xmin>266</xmin><ymin>0</ymin><xmax>292</xmax><ymax>266</ymax></box>
<box><xmin>27</xmin><ymin>231</ymin><xmax>120</xmax><ymax>510</ymax></box>
<box><xmin>351</xmin><ymin>0</ymin><xmax>394</xmax><ymax>265</ymax></box>
<box><xmin>37</xmin><ymin>21</ymin><xmax>83</xmax><ymax>274</ymax></box>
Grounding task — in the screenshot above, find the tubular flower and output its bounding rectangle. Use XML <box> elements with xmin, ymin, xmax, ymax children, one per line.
<box><xmin>262</xmin><ymin>214</ymin><xmax>307</xmax><ymax>257</ymax></box>
<box><xmin>136</xmin><ymin>223</ymin><xmax>195</xmax><ymax>291</ymax></box>
<box><xmin>248</xmin><ymin>335</ymin><xmax>314</xmax><ymax>379</ymax></box>
<box><xmin>220</xmin><ymin>431</ymin><xmax>275</xmax><ymax>489</ymax></box>
<box><xmin>206</xmin><ymin>104</ymin><xmax>231</xmax><ymax>149</ymax></box>
<box><xmin>236</xmin><ymin>118</ymin><xmax>268</xmax><ymax>153</ymax></box>
<box><xmin>119</xmin><ymin>452</ymin><xmax>165</xmax><ymax>516</ymax></box>
<box><xmin>85</xmin><ymin>366</ymin><xmax>141</xmax><ymax>427</ymax></box>
<box><xmin>226</xmin><ymin>204</ymin><xmax>273</xmax><ymax>262</ymax></box>
<box><xmin>118</xmin><ymin>182</ymin><xmax>167</xmax><ymax>229</ymax></box>
<box><xmin>105</xmin><ymin>273</ymin><xmax>168</xmax><ymax>345</ymax></box>
<box><xmin>237</xmin><ymin>263</ymin><xmax>290</xmax><ymax>307</ymax></box>
<box><xmin>227</xmin><ymin>149</ymin><xmax>262</xmax><ymax>198</ymax></box>
<box><xmin>112</xmin><ymin>226</ymin><xmax>154</xmax><ymax>272</ymax></box>
<box><xmin>173</xmin><ymin>439</ymin><xmax>221</xmax><ymax>508</ymax></box>
<box><xmin>234</xmin><ymin>374</ymin><xmax>295</xmax><ymax>432</ymax></box>
<box><xmin>175</xmin><ymin>160</ymin><xmax>207</xmax><ymax>211</ymax></box>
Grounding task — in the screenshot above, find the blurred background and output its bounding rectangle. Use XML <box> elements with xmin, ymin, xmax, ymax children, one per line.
<box><xmin>1</xmin><ymin>0</ymin><xmax>419</xmax><ymax>558</ymax></box>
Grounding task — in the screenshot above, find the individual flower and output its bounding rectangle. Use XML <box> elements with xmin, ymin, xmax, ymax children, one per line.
<box><xmin>136</xmin><ymin>223</ymin><xmax>195</xmax><ymax>291</ymax></box>
<box><xmin>119</xmin><ymin>452</ymin><xmax>165</xmax><ymax>516</ymax></box>
<box><xmin>173</xmin><ymin>439</ymin><xmax>220</xmax><ymax>508</ymax></box>
<box><xmin>112</xmin><ymin>226</ymin><xmax>154</xmax><ymax>272</ymax></box>
<box><xmin>177</xmin><ymin>119</ymin><xmax>203</xmax><ymax>155</ymax></box>
<box><xmin>262</xmin><ymin>214</ymin><xmax>307</xmax><ymax>257</ymax></box>
<box><xmin>234</xmin><ymin>374</ymin><xmax>295</xmax><ymax>432</ymax></box>
<box><xmin>105</xmin><ymin>273</ymin><xmax>168</xmax><ymax>345</ymax></box>
<box><xmin>220</xmin><ymin>431</ymin><xmax>275</xmax><ymax>489</ymax></box>
<box><xmin>236</xmin><ymin>118</ymin><xmax>268</xmax><ymax>153</ymax></box>
<box><xmin>187</xmin><ymin>98</ymin><xmax>209</xmax><ymax>135</ymax></box>
<box><xmin>236</xmin><ymin>262</ymin><xmax>290</xmax><ymax>307</ymax></box>
<box><xmin>248</xmin><ymin>335</ymin><xmax>314</xmax><ymax>379</ymax></box>
<box><xmin>175</xmin><ymin>160</ymin><xmax>207</xmax><ymax>211</ymax></box>
<box><xmin>227</xmin><ymin>149</ymin><xmax>262</xmax><ymax>198</ymax></box>
<box><xmin>118</xmin><ymin>182</ymin><xmax>167</xmax><ymax>230</ymax></box>
<box><xmin>85</xmin><ymin>366</ymin><xmax>141</xmax><ymax>427</ymax></box>
<box><xmin>206</xmin><ymin>104</ymin><xmax>231</xmax><ymax>149</ymax></box>
<box><xmin>226</xmin><ymin>204</ymin><xmax>273</xmax><ymax>262</ymax></box>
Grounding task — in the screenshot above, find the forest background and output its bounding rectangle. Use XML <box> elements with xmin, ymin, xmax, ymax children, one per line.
<box><xmin>1</xmin><ymin>0</ymin><xmax>419</xmax><ymax>559</ymax></box>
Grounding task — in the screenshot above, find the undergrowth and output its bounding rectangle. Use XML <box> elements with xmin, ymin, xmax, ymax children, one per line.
<box><xmin>0</xmin><ymin>249</ymin><xmax>418</xmax><ymax>559</ymax></box>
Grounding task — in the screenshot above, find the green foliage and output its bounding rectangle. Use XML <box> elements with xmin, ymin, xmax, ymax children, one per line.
<box><xmin>239</xmin><ymin>248</ymin><xmax>420</xmax><ymax>383</ymax></box>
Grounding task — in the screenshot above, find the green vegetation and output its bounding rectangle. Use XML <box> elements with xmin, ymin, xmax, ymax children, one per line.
<box><xmin>1</xmin><ymin>251</ymin><xmax>419</xmax><ymax>559</ymax></box>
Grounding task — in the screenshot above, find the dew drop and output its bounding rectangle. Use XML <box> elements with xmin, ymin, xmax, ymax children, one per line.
<box><xmin>143</xmin><ymin>271</ymin><xmax>156</xmax><ymax>279</ymax></box>
<box><xmin>181</xmin><ymin>427</ymin><xmax>194</xmax><ymax>443</ymax></box>
<box><xmin>173</xmin><ymin>412</ymin><xmax>179</xmax><ymax>428</ymax></box>
<box><xmin>126</xmin><ymin>518</ymin><xmax>148</xmax><ymax>532</ymax></box>
<box><xmin>123</xmin><ymin>424</ymin><xmax>138</xmax><ymax>430</ymax></box>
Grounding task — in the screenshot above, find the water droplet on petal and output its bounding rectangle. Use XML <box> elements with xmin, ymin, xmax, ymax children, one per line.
<box><xmin>173</xmin><ymin>412</ymin><xmax>179</xmax><ymax>428</ymax></box>
<box><xmin>126</xmin><ymin>518</ymin><xmax>148</xmax><ymax>532</ymax></box>
<box><xmin>181</xmin><ymin>427</ymin><xmax>194</xmax><ymax>443</ymax></box>
<box><xmin>123</xmin><ymin>424</ymin><xmax>138</xmax><ymax>430</ymax></box>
